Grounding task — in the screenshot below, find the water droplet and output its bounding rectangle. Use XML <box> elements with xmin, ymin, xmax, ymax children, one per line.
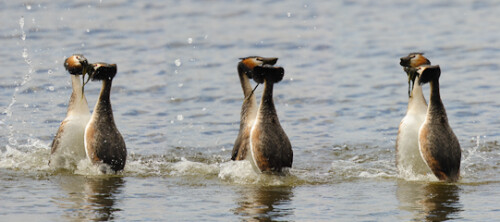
<box><xmin>48</xmin><ymin>86</ymin><xmax>55</xmax><ymax>91</ymax></box>
<box><xmin>187</xmin><ymin>37</ymin><xmax>193</xmax><ymax>44</ymax></box>
<box><xmin>19</xmin><ymin>17</ymin><xmax>24</xmax><ymax>29</ymax></box>
<box><xmin>22</xmin><ymin>49</ymin><xmax>28</xmax><ymax>58</ymax></box>
<box><xmin>178</xmin><ymin>83</ymin><xmax>183</xmax><ymax>88</ymax></box>
<box><xmin>48</xmin><ymin>69</ymin><xmax>53</xmax><ymax>75</ymax></box>
<box><xmin>81</xmin><ymin>43</ymin><xmax>85</xmax><ymax>47</ymax></box>
<box><xmin>202</xmin><ymin>107</ymin><xmax>207</xmax><ymax>111</ymax></box>
<box><xmin>174</xmin><ymin>59</ymin><xmax>182</xmax><ymax>67</ymax></box>
<box><xmin>26</xmin><ymin>4</ymin><xmax>32</xmax><ymax>10</ymax></box>
<box><xmin>287</xmin><ymin>12</ymin><xmax>292</xmax><ymax>17</ymax></box>
<box><xmin>177</xmin><ymin>114</ymin><xmax>184</xmax><ymax>121</ymax></box>
<box><xmin>86</xmin><ymin>29</ymin><xmax>90</xmax><ymax>33</ymax></box>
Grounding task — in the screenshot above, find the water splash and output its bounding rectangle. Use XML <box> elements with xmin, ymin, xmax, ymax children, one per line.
<box><xmin>0</xmin><ymin>142</ymin><xmax>49</xmax><ymax>172</ymax></box>
<box><xmin>2</xmin><ymin>16</ymin><xmax>36</xmax><ymax>149</ymax></box>
<box><xmin>19</xmin><ymin>17</ymin><xmax>26</xmax><ymax>40</ymax></box>
<box><xmin>0</xmin><ymin>142</ymin><xmax>302</xmax><ymax>185</ymax></box>
<box><xmin>396</xmin><ymin>168</ymin><xmax>439</xmax><ymax>182</ymax></box>
<box><xmin>460</xmin><ymin>135</ymin><xmax>498</xmax><ymax>183</ymax></box>
<box><xmin>171</xmin><ymin>157</ymin><xmax>219</xmax><ymax>176</ymax></box>
<box><xmin>1</xmin><ymin>136</ymin><xmax>497</xmax><ymax>185</ymax></box>
<box><xmin>219</xmin><ymin>160</ymin><xmax>301</xmax><ymax>186</ymax></box>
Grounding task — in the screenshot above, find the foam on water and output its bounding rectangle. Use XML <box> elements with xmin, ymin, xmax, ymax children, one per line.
<box><xmin>459</xmin><ymin>136</ymin><xmax>500</xmax><ymax>183</ymax></box>
<box><xmin>219</xmin><ymin>160</ymin><xmax>301</xmax><ymax>186</ymax></box>
<box><xmin>396</xmin><ymin>168</ymin><xmax>440</xmax><ymax>182</ymax></box>
<box><xmin>0</xmin><ymin>142</ymin><xmax>49</xmax><ymax>172</ymax></box>
<box><xmin>171</xmin><ymin>157</ymin><xmax>219</xmax><ymax>176</ymax></box>
<box><xmin>0</xmin><ymin>142</ymin><xmax>311</xmax><ymax>186</ymax></box>
<box><xmin>1</xmin><ymin>136</ymin><xmax>499</xmax><ymax>184</ymax></box>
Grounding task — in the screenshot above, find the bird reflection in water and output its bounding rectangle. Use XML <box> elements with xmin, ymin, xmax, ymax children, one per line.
<box><xmin>233</xmin><ymin>186</ymin><xmax>294</xmax><ymax>221</ymax></box>
<box><xmin>396</xmin><ymin>181</ymin><xmax>463</xmax><ymax>221</ymax></box>
<box><xmin>54</xmin><ymin>175</ymin><xmax>124</xmax><ymax>221</ymax></box>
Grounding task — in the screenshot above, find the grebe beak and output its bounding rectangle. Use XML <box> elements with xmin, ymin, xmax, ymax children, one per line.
<box><xmin>257</xmin><ymin>57</ymin><xmax>278</xmax><ymax>66</ymax></box>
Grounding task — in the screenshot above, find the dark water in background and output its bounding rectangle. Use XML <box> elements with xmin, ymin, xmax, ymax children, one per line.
<box><xmin>1</xmin><ymin>0</ymin><xmax>499</xmax><ymax>221</ymax></box>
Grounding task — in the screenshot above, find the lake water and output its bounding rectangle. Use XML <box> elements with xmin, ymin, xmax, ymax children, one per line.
<box><xmin>1</xmin><ymin>0</ymin><xmax>499</xmax><ymax>221</ymax></box>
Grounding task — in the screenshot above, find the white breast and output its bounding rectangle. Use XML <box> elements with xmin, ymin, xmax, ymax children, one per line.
<box><xmin>247</xmin><ymin>117</ymin><xmax>261</xmax><ymax>173</ymax></box>
<box><xmin>396</xmin><ymin>81</ymin><xmax>431</xmax><ymax>176</ymax></box>
<box><xmin>50</xmin><ymin>75</ymin><xmax>90</xmax><ymax>169</ymax></box>
<box><xmin>50</xmin><ymin>112</ymin><xmax>90</xmax><ymax>169</ymax></box>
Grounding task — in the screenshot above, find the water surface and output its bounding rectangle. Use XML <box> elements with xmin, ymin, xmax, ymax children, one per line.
<box><xmin>1</xmin><ymin>0</ymin><xmax>499</xmax><ymax>221</ymax></box>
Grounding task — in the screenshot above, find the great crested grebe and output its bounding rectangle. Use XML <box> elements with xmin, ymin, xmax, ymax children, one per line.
<box><xmin>232</xmin><ymin>56</ymin><xmax>292</xmax><ymax>173</ymax></box>
<box><xmin>396</xmin><ymin>52</ymin><xmax>432</xmax><ymax>175</ymax></box>
<box><xmin>232</xmin><ymin>56</ymin><xmax>277</xmax><ymax>161</ymax></box>
<box><xmin>417</xmin><ymin>65</ymin><xmax>461</xmax><ymax>182</ymax></box>
<box><xmin>49</xmin><ymin>54</ymin><xmax>91</xmax><ymax>169</ymax></box>
<box><xmin>84</xmin><ymin>62</ymin><xmax>127</xmax><ymax>172</ymax></box>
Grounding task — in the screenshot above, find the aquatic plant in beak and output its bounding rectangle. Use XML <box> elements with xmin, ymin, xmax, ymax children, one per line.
<box><xmin>399</xmin><ymin>52</ymin><xmax>430</xmax><ymax>97</ymax></box>
<box><xmin>81</xmin><ymin>64</ymin><xmax>93</xmax><ymax>97</ymax></box>
<box><xmin>245</xmin><ymin>83</ymin><xmax>260</xmax><ymax>102</ymax></box>
<box><xmin>404</xmin><ymin>67</ymin><xmax>418</xmax><ymax>97</ymax></box>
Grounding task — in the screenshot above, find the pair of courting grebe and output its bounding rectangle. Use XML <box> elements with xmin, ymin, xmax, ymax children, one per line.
<box><xmin>49</xmin><ymin>55</ymin><xmax>126</xmax><ymax>173</ymax></box>
<box><xmin>396</xmin><ymin>53</ymin><xmax>461</xmax><ymax>182</ymax></box>
<box><xmin>50</xmin><ymin>53</ymin><xmax>461</xmax><ymax>181</ymax></box>
<box><xmin>50</xmin><ymin>55</ymin><xmax>292</xmax><ymax>174</ymax></box>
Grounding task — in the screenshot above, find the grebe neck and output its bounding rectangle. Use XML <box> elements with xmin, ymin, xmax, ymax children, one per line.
<box><xmin>68</xmin><ymin>75</ymin><xmax>89</xmax><ymax>116</ymax></box>
<box><xmin>407</xmin><ymin>76</ymin><xmax>427</xmax><ymax>114</ymax></box>
<box><xmin>427</xmin><ymin>79</ymin><xmax>447</xmax><ymax>121</ymax></box>
<box><xmin>258</xmin><ymin>80</ymin><xmax>278</xmax><ymax>122</ymax></box>
<box><xmin>93</xmin><ymin>79</ymin><xmax>115</xmax><ymax>122</ymax></box>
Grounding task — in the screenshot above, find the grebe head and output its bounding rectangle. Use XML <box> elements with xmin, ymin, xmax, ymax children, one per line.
<box><xmin>88</xmin><ymin>63</ymin><xmax>117</xmax><ymax>81</ymax></box>
<box><xmin>400</xmin><ymin>52</ymin><xmax>430</xmax><ymax>68</ymax></box>
<box><xmin>238</xmin><ymin>56</ymin><xmax>278</xmax><ymax>79</ymax></box>
<box><xmin>400</xmin><ymin>53</ymin><xmax>431</xmax><ymax>79</ymax></box>
<box><xmin>400</xmin><ymin>53</ymin><xmax>431</xmax><ymax>96</ymax></box>
<box><xmin>64</xmin><ymin>54</ymin><xmax>89</xmax><ymax>75</ymax></box>
<box><xmin>253</xmin><ymin>65</ymin><xmax>285</xmax><ymax>84</ymax></box>
<box><xmin>417</xmin><ymin>65</ymin><xmax>441</xmax><ymax>85</ymax></box>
